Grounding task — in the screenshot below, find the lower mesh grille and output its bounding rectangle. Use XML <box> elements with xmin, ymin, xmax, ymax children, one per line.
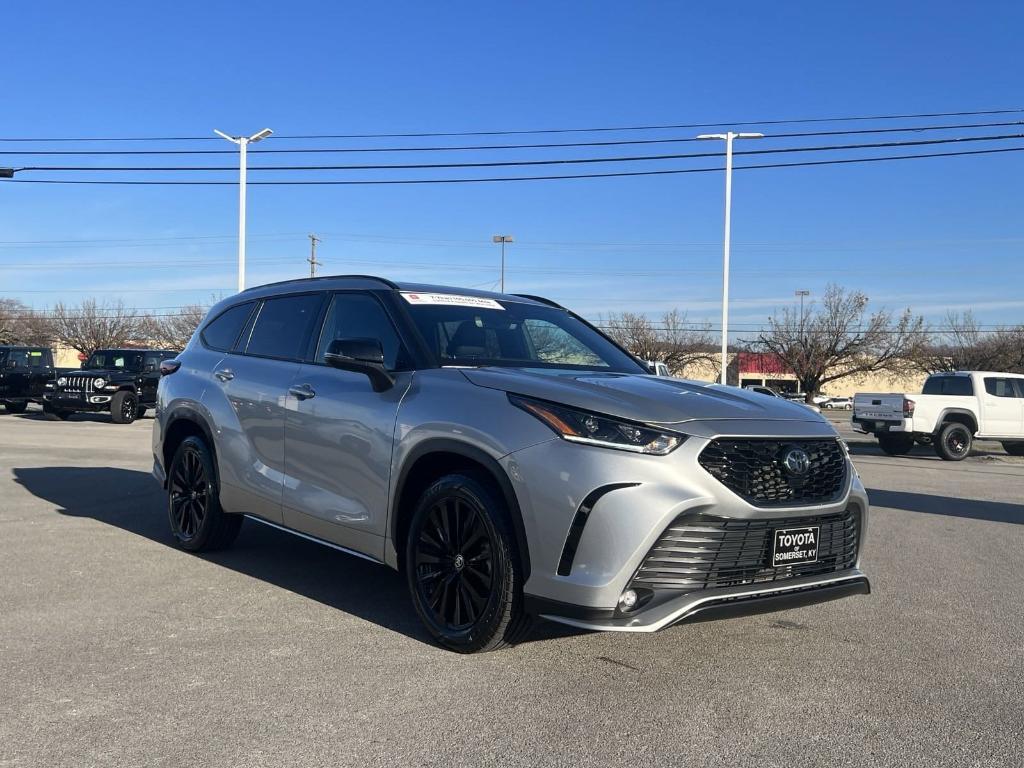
<box><xmin>629</xmin><ymin>509</ymin><xmax>859</xmax><ymax>593</ymax></box>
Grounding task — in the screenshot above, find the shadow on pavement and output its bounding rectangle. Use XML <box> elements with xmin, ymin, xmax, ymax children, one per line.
<box><xmin>866</xmin><ymin>488</ymin><xmax>1024</xmax><ymax>525</ymax></box>
<box><xmin>12</xmin><ymin>466</ymin><xmax>582</xmax><ymax>648</ymax></box>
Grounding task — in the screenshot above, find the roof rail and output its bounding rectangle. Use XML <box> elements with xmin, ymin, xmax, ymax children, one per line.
<box><xmin>242</xmin><ymin>274</ymin><xmax>399</xmax><ymax>292</ymax></box>
<box><xmin>511</xmin><ymin>293</ymin><xmax>564</xmax><ymax>309</ymax></box>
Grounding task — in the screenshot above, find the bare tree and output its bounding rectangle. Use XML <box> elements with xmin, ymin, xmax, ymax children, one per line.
<box><xmin>49</xmin><ymin>299</ymin><xmax>146</xmax><ymax>357</ymax></box>
<box><xmin>751</xmin><ymin>284</ymin><xmax>926</xmax><ymax>400</ymax></box>
<box><xmin>0</xmin><ymin>298</ymin><xmax>54</xmax><ymax>346</ymax></box>
<box><xmin>605</xmin><ymin>309</ymin><xmax>718</xmax><ymax>375</ymax></box>
<box><xmin>912</xmin><ymin>311</ymin><xmax>1024</xmax><ymax>373</ymax></box>
<box><xmin>142</xmin><ymin>304</ymin><xmax>207</xmax><ymax>351</ymax></box>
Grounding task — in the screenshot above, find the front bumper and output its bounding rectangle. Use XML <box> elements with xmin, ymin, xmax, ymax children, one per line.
<box><xmin>43</xmin><ymin>394</ymin><xmax>112</xmax><ymax>410</ymax></box>
<box><xmin>528</xmin><ymin>570</ymin><xmax>869</xmax><ymax>632</ymax></box>
<box><xmin>504</xmin><ymin>422</ymin><xmax>870</xmax><ymax>630</ymax></box>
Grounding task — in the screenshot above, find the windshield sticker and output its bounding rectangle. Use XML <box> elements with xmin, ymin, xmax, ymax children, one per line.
<box><xmin>401</xmin><ymin>292</ymin><xmax>504</xmax><ymax>310</ymax></box>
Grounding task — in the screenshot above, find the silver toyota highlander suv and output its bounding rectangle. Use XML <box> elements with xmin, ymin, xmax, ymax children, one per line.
<box><xmin>152</xmin><ymin>275</ymin><xmax>870</xmax><ymax>652</ymax></box>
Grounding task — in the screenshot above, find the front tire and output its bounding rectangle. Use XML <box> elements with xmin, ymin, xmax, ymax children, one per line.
<box><xmin>167</xmin><ymin>436</ymin><xmax>242</xmax><ymax>551</ymax></box>
<box><xmin>110</xmin><ymin>390</ymin><xmax>137</xmax><ymax>424</ymax></box>
<box><xmin>2</xmin><ymin>400</ymin><xmax>28</xmax><ymax>414</ymax></box>
<box><xmin>934</xmin><ymin>422</ymin><xmax>973</xmax><ymax>461</ymax></box>
<box><xmin>405</xmin><ymin>473</ymin><xmax>531</xmax><ymax>653</ymax></box>
<box><xmin>878</xmin><ymin>433</ymin><xmax>914</xmax><ymax>456</ymax></box>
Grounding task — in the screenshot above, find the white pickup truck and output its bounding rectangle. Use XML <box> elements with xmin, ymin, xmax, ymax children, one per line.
<box><xmin>853</xmin><ymin>371</ymin><xmax>1024</xmax><ymax>460</ymax></box>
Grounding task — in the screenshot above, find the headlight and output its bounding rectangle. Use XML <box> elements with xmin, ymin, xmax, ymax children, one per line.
<box><xmin>509</xmin><ymin>394</ymin><xmax>684</xmax><ymax>455</ymax></box>
<box><xmin>57</xmin><ymin>377</ymin><xmax>67</xmax><ymax>387</ymax></box>
<box><xmin>94</xmin><ymin>377</ymin><xmax>106</xmax><ymax>388</ymax></box>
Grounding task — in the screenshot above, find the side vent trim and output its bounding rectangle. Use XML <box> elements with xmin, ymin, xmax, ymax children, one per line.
<box><xmin>557</xmin><ymin>483</ymin><xmax>639</xmax><ymax>576</ymax></box>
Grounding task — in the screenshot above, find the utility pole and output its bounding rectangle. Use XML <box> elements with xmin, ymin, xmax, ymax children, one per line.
<box><xmin>492</xmin><ymin>235</ymin><xmax>513</xmax><ymax>292</ymax></box>
<box><xmin>307</xmin><ymin>234</ymin><xmax>322</xmax><ymax>278</ymax></box>
<box><xmin>696</xmin><ymin>131</ymin><xmax>764</xmax><ymax>384</ymax></box>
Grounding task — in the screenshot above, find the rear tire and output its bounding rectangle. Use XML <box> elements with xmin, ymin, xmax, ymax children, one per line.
<box><xmin>2</xmin><ymin>400</ymin><xmax>27</xmax><ymax>414</ymax></box>
<box><xmin>405</xmin><ymin>473</ymin><xmax>531</xmax><ymax>653</ymax></box>
<box><xmin>1001</xmin><ymin>442</ymin><xmax>1024</xmax><ymax>457</ymax></box>
<box><xmin>934</xmin><ymin>422</ymin><xmax>973</xmax><ymax>461</ymax></box>
<box><xmin>878</xmin><ymin>433</ymin><xmax>914</xmax><ymax>456</ymax></box>
<box><xmin>42</xmin><ymin>403</ymin><xmax>70</xmax><ymax>421</ymax></box>
<box><xmin>110</xmin><ymin>390</ymin><xmax>138</xmax><ymax>424</ymax></box>
<box><xmin>167</xmin><ymin>435</ymin><xmax>242</xmax><ymax>551</ymax></box>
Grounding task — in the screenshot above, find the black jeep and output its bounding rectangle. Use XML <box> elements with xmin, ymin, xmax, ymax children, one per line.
<box><xmin>44</xmin><ymin>348</ymin><xmax>177</xmax><ymax>423</ymax></box>
<box><xmin>0</xmin><ymin>345</ymin><xmax>56</xmax><ymax>414</ymax></box>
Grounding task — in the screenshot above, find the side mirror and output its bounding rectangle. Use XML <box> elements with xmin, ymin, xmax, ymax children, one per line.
<box><xmin>324</xmin><ymin>338</ymin><xmax>395</xmax><ymax>392</ymax></box>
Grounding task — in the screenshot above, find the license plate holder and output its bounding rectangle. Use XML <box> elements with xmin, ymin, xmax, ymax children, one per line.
<box><xmin>772</xmin><ymin>526</ymin><xmax>819</xmax><ymax>568</ymax></box>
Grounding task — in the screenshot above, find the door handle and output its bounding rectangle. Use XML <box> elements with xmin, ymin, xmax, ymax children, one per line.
<box><xmin>289</xmin><ymin>383</ymin><xmax>316</xmax><ymax>400</ymax></box>
<box><xmin>214</xmin><ymin>368</ymin><xmax>234</xmax><ymax>382</ymax></box>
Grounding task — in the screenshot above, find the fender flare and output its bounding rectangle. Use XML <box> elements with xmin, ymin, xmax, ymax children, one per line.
<box><xmin>390</xmin><ymin>438</ymin><xmax>531</xmax><ymax>579</ymax></box>
<box><xmin>934</xmin><ymin>408</ymin><xmax>979</xmax><ymax>435</ymax></box>
<box><xmin>160</xmin><ymin>407</ymin><xmax>220</xmax><ymax>487</ymax></box>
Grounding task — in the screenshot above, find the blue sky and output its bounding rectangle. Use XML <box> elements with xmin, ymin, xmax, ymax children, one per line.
<box><xmin>1</xmin><ymin>1</ymin><xmax>1022</xmax><ymax>338</ymax></box>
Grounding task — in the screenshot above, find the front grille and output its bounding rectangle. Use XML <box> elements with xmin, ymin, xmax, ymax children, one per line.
<box><xmin>629</xmin><ymin>509</ymin><xmax>859</xmax><ymax>593</ymax></box>
<box><xmin>698</xmin><ymin>438</ymin><xmax>847</xmax><ymax>506</ymax></box>
<box><xmin>59</xmin><ymin>375</ymin><xmax>94</xmax><ymax>394</ymax></box>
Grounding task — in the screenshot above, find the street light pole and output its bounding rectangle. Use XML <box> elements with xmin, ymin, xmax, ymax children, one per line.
<box><xmin>214</xmin><ymin>128</ymin><xmax>273</xmax><ymax>292</ymax></box>
<box><xmin>492</xmin><ymin>235</ymin><xmax>513</xmax><ymax>292</ymax></box>
<box><xmin>795</xmin><ymin>289</ymin><xmax>810</xmax><ymax>338</ymax></box>
<box><xmin>697</xmin><ymin>131</ymin><xmax>764</xmax><ymax>384</ymax></box>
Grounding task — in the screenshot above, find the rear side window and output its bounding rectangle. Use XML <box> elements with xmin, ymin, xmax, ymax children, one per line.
<box><xmin>315</xmin><ymin>293</ymin><xmax>407</xmax><ymax>369</ymax></box>
<box><xmin>985</xmin><ymin>377</ymin><xmax>1021</xmax><ymax>398</ymax></box>
<box><xmin>202</xmin><ymin>303</ymin><xmax>254</xmax><ymax>352</ymax></box>
<box><xmin>245</xmin><ymin>294</ymin><xmax>323</xmax><ymax>360</ymax></box>
<box><xmin>922</xmin><ymin>376</ymin><xmax>974</xmax><ymax>396</ymax></box>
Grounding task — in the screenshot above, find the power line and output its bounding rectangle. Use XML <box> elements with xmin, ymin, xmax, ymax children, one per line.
<box><xmin>3</xmin><ymin>119</ymin><xmax>1023</xmax><ymax>156</ymax></box>
<box><xmin>1</xmin><ymin>108</ymin><xmax>1021</xmax><ymax>143</ymax></box>
<box><xmin>12</xmin><ymin>132</ymin><xmax>1024</xmax><ymax>173</ymax></box>
<box><xmin>5</xmin><ymin>145</ymin><xmax>1024</xmax><ymax>186</ymax></box>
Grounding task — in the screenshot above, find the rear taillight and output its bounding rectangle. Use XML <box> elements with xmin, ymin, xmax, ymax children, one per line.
<box><xmin>903</xmin><ymin>398</ymin><xmax>915</xmax><ymax>417</ymax></box>
<box><xmin>160</xmin><ymin>360</ymin><xmax>181</xmax><ymax>376</ymax></box>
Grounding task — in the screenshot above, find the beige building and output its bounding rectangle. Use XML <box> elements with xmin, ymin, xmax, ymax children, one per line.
<box><xmin>677</xmin><ymin>352</ymin><xmax>926</xmax><ymax>398</ymax></box>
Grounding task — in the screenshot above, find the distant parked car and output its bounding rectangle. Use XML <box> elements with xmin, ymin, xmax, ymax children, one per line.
<box><xmin>645</xmin><ymin>360</ymin><xmax>671</xmax><ymax>377</ymax></box>
<box><xmin>812</xmin><ymin>394</ymin><xmax>832</xmax><ymax>406</ymax></box>
<box><xmin>853</xmin><ymin>371</ymin><xmax>1024</xmax><ymax>460</ymax></box>
<box><xmin>0</xmin><ymin>345</ymin><xmax>56</xmax><ymax>413</ymax></box>
<box><xmin>44</xmin><ymin>347</ymin><xmax>177</xmax><ymax>423</ymax></box>
<box><xmin>823</xmin><ymin>397</ymin><xmax>853</xmax><ymax>410</ymax></box>
<box><xmin>743</xmin><ymin>385</ymin><xmax>821</xmax><ymax>413</ymax></box>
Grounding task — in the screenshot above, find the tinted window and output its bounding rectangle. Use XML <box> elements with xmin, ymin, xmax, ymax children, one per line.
<box><xmin>315</xmin><ymin>293</ymin><xmax>406</xmax><ymax>370</ymax></box>
<box><xmin>245</xmin><ymin>294</ymin><xmax>323</xmax><ymax>360</ymax></box>
<box><xmin>202</xmin><ymin>302</ymin><xmax>254</xmax><ymax>352</ymax></box>
<box><xmin>6</xmin><ymin>349</ymin><xmax>28</xmax><ymax>367</ymax></box>
<box><xmin>922</xmin><ymin>375</ymin><xmax>974</xmax><ymax>396</ymax></box>
<box><xmin>84</xmin><ymin>350</ymin><xmax>144</xmax><ymax>370</ymax></box>
<box><xmin>985</xmin><ymin>377</ymin><xmax>1020</xmax><ymax>398</ymax></box>
<box><xmin>405</xmin><ymin>297</ymin><xmax>644</xmax><ymax>373</ymax></box>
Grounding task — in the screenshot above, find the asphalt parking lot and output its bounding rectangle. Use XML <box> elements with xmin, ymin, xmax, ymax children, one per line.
<box><xmin>2</xmin><ymin>410</ymin><xmax>1022</xmax><ymax>768</ymax></box>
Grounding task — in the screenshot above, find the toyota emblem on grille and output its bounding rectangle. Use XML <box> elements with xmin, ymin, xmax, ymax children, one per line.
<box><xmin>782</xmin><ymin>447</ymin><xmax>811</xmax><ymax>476</ymax></box>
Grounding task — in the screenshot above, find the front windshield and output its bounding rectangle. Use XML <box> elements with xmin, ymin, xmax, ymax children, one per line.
<box><xmin>84</xmin><ymin>350</ymin><xmax>144</xmax><ymax>371</ymax></box>
<box><xmin>403</xmin><ymin>294</ymin><xmax>645</xmax><ymax>373</ymax></box>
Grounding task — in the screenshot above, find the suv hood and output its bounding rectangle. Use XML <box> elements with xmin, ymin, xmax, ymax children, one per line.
<box><xmin>64</xmin><ymin>369</ymin><xmax>133</xmax><ymax>380</ymax></box>
<box><xmin>460</xmin><ymin>368</ymin><xmax>827</xmax><ymax>427</ymax></box>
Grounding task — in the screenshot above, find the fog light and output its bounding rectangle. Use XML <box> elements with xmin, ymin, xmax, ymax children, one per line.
<box><xmin>618</xmin><ymin>589</ymin><xmax>639</xmax><ymax>612</ymax></box>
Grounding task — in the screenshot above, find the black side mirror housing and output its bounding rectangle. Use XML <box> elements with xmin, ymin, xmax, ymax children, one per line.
<box><xmin>324</xmin><ymin>338</ymin><xmax>395</xmax><ymax>392</ymax></box>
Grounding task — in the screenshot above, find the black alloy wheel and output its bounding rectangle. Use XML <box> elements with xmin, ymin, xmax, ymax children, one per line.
<box><xmin>111</xmin><ymin>390</ymin><xmax>137</xmax><ymax>424</ymax></box>
<box><xmin>167</xmin><ymin>436</ymin><xmax>242</xmax><ymax>551</ymax></box>
<box><xmin>406</xmin><ymin>474</ymin><xmax>531</xmax><ymax>653</ymax></box>
<box><xmin>170</xmin><ymin>444</ymin><xmax>209</xmax><ymax>543</ymax></box>
<box><xmin>414</xmin><ymin>495</ymin><xmax>494</xmax><ymax>631</ymax></box>
<box><xmin>934</xmin><ymin>422</ymin><xmax>972</xmax><ymax>461</ymax></box>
